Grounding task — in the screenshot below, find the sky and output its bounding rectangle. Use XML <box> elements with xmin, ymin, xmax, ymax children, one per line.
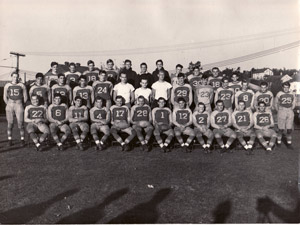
<box><xmin>0</xmin><ymin>0</ymin><xmax>299</xmax><ymax>80</ymax></box>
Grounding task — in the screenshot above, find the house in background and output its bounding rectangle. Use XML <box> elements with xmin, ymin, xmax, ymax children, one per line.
<box><xmin>251</xmin><ymin>68</ymin><xmax>274</xmax><ymax>80</ymax></box>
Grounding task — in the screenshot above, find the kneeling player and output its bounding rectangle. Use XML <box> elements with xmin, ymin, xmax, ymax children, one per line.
<box><xmin>211</xmin><ymin>100</ymin><xmax>236</xmax><ymax>152</ymax></box>
<box><xmin>90</xmin><ymin>97</ymin><xmax>111</xmax><ymax>150</ymax></box>
<box><xmin>192</xmin><ymin>102</ymin><xmax>214</xmax><ymax>152</ymax></box>
<box><xmin>48</xmin><ymin>93</ymin><xmax>71</xmax><ymax>150</ymax></box>
<box><xmin>173</xmin><ymin>97</ymin><xmax>195</xmax><ymax>152</ymax></box>
<box><xmin>68</xmin><ymin>96</ymin><xmax>89</xmax><ymax>150</ymax></box>
<box><xmin>253</xmin><ymin>101</ymin><xmax>277</xmax><ymax>151</ymax></box>
<box><xmin>131</xmin><ymin>96</ymin><xmax>153</xmax><ymax>151</ymax></box>
<box><xmin>24</xmin><ymin>95</ymin><xmax>50</xmax><ymax>151</ymax></box>
<box><xmin>110</xmin><ymin>96</ymin><xmax>136</xmax><ymax>151</ymax></box>
<box><xmin>232</xmin><ymin>100</ymin><xmax>256</xmax><ymax>152</ymax></box>
<box><xmin>152</xmin><ymin>97</ymin><xmax>174</xmax><ymax>152</ymax></box>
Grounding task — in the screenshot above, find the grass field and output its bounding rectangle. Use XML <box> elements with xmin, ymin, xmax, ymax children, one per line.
<box><xmin>0</xmin><ymin>116</ymin><xmax>299</xmax><ymax>224</ymax></box>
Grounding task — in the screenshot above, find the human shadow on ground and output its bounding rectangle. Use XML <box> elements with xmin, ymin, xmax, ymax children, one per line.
<box><xmin>212</xmin><ymin>200</ymin><xmax>232</xmax><ymax>223</ymax></box>
<box><xmin>0</xmin><ymin>175</ymin><xmax>14</xmax><ymax>181</ymax></box>
<box><xmin>57</xmin><ymin>188</ymin><xmax>129</xmax><ymax>224</ymax></box>
<box><xmin>108</xmin><ymin>188</ymin><xmax>172</xmax><ymax>224</ymax></box>
<box><xmin>256</xmin><ymin>196</ymin><xmax>300</xmax><ymax>223</ymax></box>
<box><xmin>0</xmin><ymin>188</ymin><xmax>79</xmax><ymax>224</ymax></box>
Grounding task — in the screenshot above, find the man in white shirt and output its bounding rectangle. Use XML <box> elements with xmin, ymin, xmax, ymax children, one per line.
<box><xmin>113</xmin><ymin>72</ymin><xmax>135</xmax><ymax>108</ymax></box>
<box><xmin>151</xmin><ymin>70</ymin><xmax>172</xmax><ymax>108</ymax></box>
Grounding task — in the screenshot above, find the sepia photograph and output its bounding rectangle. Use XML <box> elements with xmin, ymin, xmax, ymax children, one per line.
<box><xmin>0</xmin><ymin>0</ymin><xmax>299</xmax><ymax>223</ymax></box>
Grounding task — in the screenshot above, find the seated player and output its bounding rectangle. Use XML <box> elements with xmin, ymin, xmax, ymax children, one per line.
<box><xmin>173</xmin><ymin>98</ymin><xmax>195</xmax><ymax>152</ymax></box>
<box><xmin>51</xmin><ymin>73</ymin><xmax>72</xmax><ymax>106</ymax></box>
<box><xmin>92</xmin><ymin>70</ymin><xmax>113</xmax><ymax>109</ymax></box>
<box><xmin>24</xmin><ymin>94</ymin><xmax>50</xmax><ymax>151</ymax></box>
<box><xmin>110</xmin><ymin>96</ymin><xmax>136</xmax><ymax>151</ymax></box>
<box><xmin>3</xmin><ymin>72</ymin><xmax>28</xmax><ymax>146</ymax></box>
<box><xmin>65</xmin><ymin>62</ymin><xmax>81</xmax><ymax>89</ymax></box>
<box><xmin>253</xmin><ymin>81</ymin><xmax>274</xmax><ymax>112</ymax></box>
<box><xmin>214</xmin><ymin>77</ymin><xmax>235</xmax><ymax>112</ymax></box>
<box><xmin>192</xmin><ymin>102</ymin><xmax>214</xmax><ymax>152</ymax></box>
<box><xmin>232</xmin><ymin>100</ymin><xmax>256</xmax><ymax>152</ymax></box>
<box><xmin>235</xmin><ymin>80</ymin><xmax>255</xmax><ymax>111</ymax></box>
<box><xmin>187</xmin><ymin>66</ymin><xmax>202</xmax><ymax>91</ymax></box>
<box><xmin>68</xmin><ymin>96</ymin><xmax>89</xmax><ymax>151</ymax></box>
<box><xmin>229</xmin><ymin>72</ymin><xmax>242</xmax><ymax>94</ymax></box>
<box><xmin>90</xmin><ymin>96</ymin><xmax>111</xmax><ymax>150</ymax></box>
<box><xmin>131</xmin><ymin>96</ymin><xmax>153</xmax><ymax>151</ymax></box>
<box><xmin>274</xmin><ymin>82</ymin><xmax>295</xmax><ymax>148</ymax></box>
<box><xmin>194</xmin><ymin>74</ymin><xmax>214</xmax><ymax>112</ymax></box>
<box><xmin>152</xmin><ymin>97</ymin><xmax>174</xmax><ymax>152</ymax></box>
<box><xmin>208</xmin><ymin>67</ymin><xmax>223</xmax><ymax>92</ymax></box>
<box><xmin>83</xmin><ymin>60</ymin><xmax>100</xmax><ymax>85</ymax></box>
<box><xmin>29</xmin><ymin>73</ymin><xmax>50</xmax><ymax>107</ymax></box>
<box><xmin>151</xmin><ymin>70</ymin><xmax>172</xmax><ymax>108</ymax></box>
<box><xmin>211</xmin><ymin>100</ymin><xmax>237</xmax><ymax>152</ymax></box>
<box><xmin>253</xmin><ymin>101</ymin><xmax>277</xmax><ymax>151</ymax></box>
<box><xmin>73</xmin><ymin>75</ymin><xmax>94</xmax><ymax>108</ymax></box>
<box><xmin>47</xmin><ymin>93</ymin><xmax>71</xmax><ymax>151</ymax></box>
<box><xmin>134</xmin><ymin>78</ymin><xmax>152</xmax><ymax>105</ymax></box>
<box><xmin>113</xmin><ymin>72</ymin><xmax>135</xmax><ymax>108</ymax></box>
<box><xmin>171</xmin><ymin>73</ymin><xmax>193</xmax><ymax>109</ymax></box>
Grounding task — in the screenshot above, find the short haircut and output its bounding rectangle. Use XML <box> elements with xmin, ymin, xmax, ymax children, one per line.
<box><xmin>193</xmin><ymin>66</ymin><xmax>200</xmax><ymax>71</ymax></box>
<box><xmin>140</xmin><ymin>62</ymin><xmax>147</xmax><ymax>68</ymax></box>
<box><xmin>99</xmin><ymin>70</ymin><xmax>107</xmax><ymax>75</ymax></box>
<box><xmin>216</xmin><ymin>100</ymin><xmax>224</xmax><ymax>105</ymax></box>
<box><xmin>198</xmin><ymin>102</ymin><xmax>206</xmax><ymax>111</ymax></box>
<box><xmin>232</xmin><ymin>72</ymin><xmax>239</xmax><ymax>77</ymax></box>
<box><xmin>11</xmin><ymin>71</ymin><xmax>19</xmax><ymax>77</ymax></box>
<box><xmin>115</xmin><ymin>95</ymin><xmax>124</xmax><ymax>101</ymax></box>
<box><xmin>241</xmin><ymin>79</ymin><xmax>248</xmax><ymax>84</ymax></box>
<box><xmin>258</xmin><ymin>101</ymin><xmax>266</xmax><ymax>106</ymax></box>
<box><xmin>69</xmin><ymin>62</ymin><xmax>76</xmax><ymax>67</ymax></box>
<box><xmin>222</xmin><ymin>76</ymin><xmax>229</xmax><ymax>82</ymax></box>
<box><xmin>201</xmin><ymin>74</ymin><xmax>208</xmax><ymax>79</ymax></box>
<box><xmin>31</xmin><ymin>94</ymin><xmax>38</xmax><ymax>99</ymax></box>
<box><xmin>95</xmin><ymin>96</ymin><xmax>103</xmax><ymax>101</ymax></box>
<box><xmin>75</xmin><ymin>96</ymin><xmax>82</xmax><ymax>101</ymax></box>
<box><xmin>176</xmin><ymin>64</ymin><xmax>183</xmax><ymax>69</ymax></box>
<box><xmin>51</xmin><ymin>62</ymin><xmax>58</xmax><ymax>67</ymax></box>
<box><xmin>79</xmin><ymin>75</ymin><xmax>87</xmax><ymax>80</ymax></box>
<box><xmin>53</xmin><ymin>93</ymin><xmax>62</xmax><ymax>98</ymax></box>
<box><xmin>106</xmin><ymin>59</ymin><xmax>114</xmax><ymax>64</ymax></box>
<box><xmin>156</xmin><ymin>59</ymin><xmax>163</xmax><ymax>65</ymax></box>
<box><xmin>282</xmin><ymin>81</ymin><xmax>291</xmax><ymax>87</ymax></box>
<box><xmin>212</xmin><ymin>67</ymin><xmax>219</xmax><ymax>71</ymax></box>
<box><xmin>177</xmin><ymin>73</ymin><xmax>185</xmax><ymax>78</ymax></box>
<box><xmin>260</xmin><ymin>81</ymin><xmax>268</xmax><ymax>87</ymax></box>
<box><xmin>124</xmin><ymin>59</ymin><xmax>131</xmax><ymax>64</ymax></box>
<box><xmin>87</xmin><ymin>60</ymin><xmax>94</xmax><ymax>65</ymax></box>
<box><xmin>140</xmin><ymin>78</ymin><xmax>148</xmax><ymax>82</ymax></box>
<box><xmin>177</xmin><ymin>97</ymin><xmax>186</xmax><ymax>103</ymax></box>
<box><xmin>35</xmin><ymin>73</ymin><xmax>44</xmax><ymax>79</ymax></box>
<box><xmin>158</xmin><ymin>70</ymin><xmax>165</xmax><ymax>75</ymax></box>
<box><xmin>119</xmin><ymin>72</ymin><xmax>127</xmax><ymax>77</ymax></box>
<box><xmin>58</xmin><ymin>73</ymin><xmax>65</xmax><ymax>78</ymax></box>
<box><xmin>158</xmin><ymin>97</ymin><xmax>166</xmax><ymax>102</ymax></box>
<box><xmin>138</xmin><ymin>95</ymin><xmax>145</xmax><ymax>101</ymax></box>
<box><xmin>238</xmin><ymin>100</ymin><xmax>246</xmax><ymax>105</ymax></box>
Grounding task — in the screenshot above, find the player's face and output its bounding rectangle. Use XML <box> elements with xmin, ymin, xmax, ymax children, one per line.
<box><xmin>75</xmin><ymin>98</ymin><xmax>82</xmax><ymax>107</ymax></box>
<box><xmin>178</xmin><ymin>76</ymin><xmax>184</xmax><ymax>85</ymax></box>
<box><xmin>158</xmin><ymin>99</ymin><xmax>165</xmax><ymax>108</ymax></box>
<box><xmin>95</xmin><ymin>99</ymin><xmax>103</xmax><ymax>108</ymax></box>
<box><xmin>178</xmin><ymin>100</ymin><xmax>185</xmax><ymax>109</ymax></box>
<box><xmin>140</xmin><ymin>65</ymin><xmax>147</xmax><ymax>73</ymax></box>
<box><xmin>158</xmin><ymin>72</ymin><xmax>165</xmax><ymax>81</ymax></box>
<box><xmin>232</xmin><ymin>75</ymin><xmax>238</xmax><ymax>82</ymax></box>
<box><xmin>120</xmin><ymin>74</ymin><xmax>127</xmax><ymax>83</ymax></box>
<box><xmin>258</xmin><ymin>103</ymin><xmax>265</xmax><ymax>112</ymax></box>
<box><xmin>260</xmin><ymin>85</ymin><xmax>268</xmax><ymax>93</ymax></box>
<box><xmin>137</xmin><ymin>97</ymin><xmax>145</xmax><ymax>106</ymax></box>
<box><xmin>193</xmin><ymin>69</ymin><xmax>200</xmax><ymax>76</ymax></box>
<box><xmin>156</xmin><ymin>62</ymin><xmax>163</xmax><ymax>70</ymax></box>
<box><xmin>200</xmin><ymin>78</ymin><xmax>208</xmax><ymax>85</ymax></box>
<box><xmin>125</xmin><ymin>62</ymin><xmax>131</xmax><ymax>70</ymax></box>
<box><xmin>31</xmin><ymin>96</ymin><xmax>39</xmax><ymax>106</ymax></box>
<box><xmin>176</xmin><ymin>67</ymin><xmax>182</xmax><ymax>74</ymax></box>
<box><xmin>140</xmin><ymin>80</ymin><xmax>148</xmax><ymax>88</ymax></box>
<box><xmin>198</xmin><ymin>104</ymin><xmax>205</xmax><ymax>113</ymax></box>
<box><xmin>36</xmin><ymin>77</ymin><xmax>43</xmax><ymax>85</ymax></box>
<box><xmin>216</xmin><ymin>102</ymin><xmax>224</xmax><ymax>111</ymax></box>
<box><xmin>79</xmin><ymin>78</ymin><xmax>86</xmax><ymax>87</ymax></box>
<box><xmin>99</xmin><ymin>73</ymin><xmax>106</xmax><ymax>82</ymax></box>
<box><xmin>88</xmin><ymin>63</ymin><xmax>94</xmax><ymax>71</ymax></box>
<box><xmin>238</xmin><ymin>102</ymin><xmax>245</xmax><ymax>111</ymax></box>
<box><xmin>52</xmin><ymin>65</ymin><xmax>58</xmax><ymax>73</ymax></box>
<box><xmin>283</xmin><ymin>85</ymin><xmax>290</xmax><ymax>93</ymax></box>
<box><xmin>242</xmin><ymin>82</ymin><xmax>248</xmax><ymax>91</ymax></box>
<box><xmin>107</xmin><ymin>62</ymin><xmax>113</xmax><ymax>69</ymax></box>
<box><xmin>222</xmin><ymin>80</ymin><xmax>229</xmax><ymax>88</ymax></box>
<box><xmin>53</xmin><ymin>96</ymin><xmax>61</xmax><ymax>105</ymax></box>
<box><xmin>11</xmin><ymin>73</ymin><xmax>19</xmax><ymax>83</ymax></box>
<box><xmin>115</xmin><ymin>98</ymin><xmax>123</xmax><ymax>107</ymax></box>
<box><xmin>212</xmin><ymin>69</ymin><xmax>219</xmax><ymax>77</ymax></box>
<box><xmin>58</xmin><ymin>76</ymin><xmax>65</xmax><ymax>85</ymax></box>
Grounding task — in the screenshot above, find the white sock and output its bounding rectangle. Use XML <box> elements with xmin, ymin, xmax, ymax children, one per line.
<box><xmin>8</xmin><ymin>137</ymin><xmax>12</xmax><ymax>140</ymax></box>
<box><xmin>181</xmin><ymin>143</ymin><xmax>185</xmax><ymax>147</ymax></box>
<box><xmin>36</xmin><ymin>143</ymin><xmax>40</xmax><ymax>147</ymax></box>
<box><xmin>21</xmin><ymin>137</ymin><xmax>24</xmax><ymax>140</ymax></box>
<box><xmin>57</xmin><ymin>143</ymin><xmax>62</xmax><ymax>146</ymax></box>
<box><xmin>225</xmin><ymin>144</ymin><xmax>230</xmax><ymax>148</ymax></box>
<box><xmin>164</xmin><ymin>143</ymin><xmax>168</xmax><ymax>147</ymax></box>
<box><xmin>121</xmin><ymin>142</ymin><xmax>125</xmax><ymax>146</ymax></box>
<box><xmin>184</xmin><ymin>143</ymin><xmax>189</xmax><ymax>146</ymax></box>
<box><xmin>76</xmin><ymin>139</ymin><xmax>80</xmax><ymax>144</ymax></box>
<box><xmin>95</xmin><ymin>140</ymin><xmax>100</xmax><ymax>144</ymax></box>
<box><xmin>100</xmin><ymin>141</ymin><xmax>104</xmax><ymax>145</ymax></box>
<box><xmin>160</xmin><ymin>143</ymin><xmax>164</xmax><ymax>148</ymax></box>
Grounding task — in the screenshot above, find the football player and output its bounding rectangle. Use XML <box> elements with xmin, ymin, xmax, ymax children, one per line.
<box><xmin>208</xmin><ymin>67</ymin><xmax>223</xmax><ymax>92</ymax></box>
<box><xmin>113</xmin><ymin>72</ymin><xmax>135</xmax><ymax>108</ymax></box>
<box><xmin>90</xmin><ymin>96</ymin><xmax>111</xmax><ymax>150</ymax></box>
<box><xmin>134</xmin><ymin>78</ymin><xmax>152</xmax><ymax>105</ymax></box>
<box><xmin>83</xmin><ymin>60</ymin><xmax>100</xmax><ymax>85</ymax></box>
<box><xmin>73</xmin><ymin>75</ymin><xmax>94</xmax><ymax>108</ymax></box>
<box><xmin>3</xmin><ymin>72</ymin><xmax>28</xmax><ymax>146</ymax></box>
<box><xmin>253</xmin><ymin>81</ymin><xmax>274</xmax><ymax>112</ymax></box>
<box><xmin>151</xmin><ymin>70</ymin><xmax>172</xmax><ymax>108</ymax></box>
<box><xmin>232</xmin><ymin>100</ymin><xmax>256</xmax><ymax>152</ymax></box>
<box><xmin>172</xmin><ymin>98</ymin><xmax>195</xmax><ymax>152</ymax></box>
<box><xmin>24</xmin><ymin>94</ymin><xmax>50</xmax><ymax>151</ymax></box>
<box><xmin>29</xmin><ymin>73</ymin><xmax>50</xmax><ymax>107</ymax></box>
<box><xmin>45</xmin><ymin>61</ymin><xmax>58</xmax><ymax>87</ymax></box>
<box><xmin>253</xmin><ymin>101</ymin><xmax>277</xmax><ymax>151</ymax></box>
<box><xmin>92</xmin><ymin>70</ymin><xmax>113</xmax><ymax>109</ymax></box>
<box><xmin>104</xmin><ymin>59</ymin><xmax>119</xmax><ymax>85</ymax></box>
<box><xmin>171</xmin><ymin>73</ymin><xmax>193</xmax><ymax>109</ymax></box>
<box><xmin>229</xmin><ymin>72</ymin><xmax>242</xmax><ymax>94</ymax></box>
<box><xmin>211</xmin><ymin>100</ymin><xmax>236</xmax><ymax>152</ymax></box>
<box><xmin>47</xmin><ymin>93</ymin><xmax>70</xmax><ymax>150</ymax></box>
<box><xmin>68</xmin><ymin>96</ymin><xmax>89</xmax><ymax>151</ymax></box>
<box><xmin>235</xmin><ymin>80</ymin><xmax>255</xmax><ymax>111</ymax></box>
<box><xmin>187</xmin><ymin>66</ymin><xmax>202</xmax><ymax>91</ymax></box>
<box><xmin>275</xmin><ymin>82</ymin><xmax>295</xmax><ymax>148</ymax></box>
<box><xmin>110</xmin><ymin>95</ymin><xmax>136</xmax><ymax>151</ymax></box>
<box><xmin>192</xmin><ymin>102</ymin><xmax>214</xmax><ymax>152</ymax></box>
<box><xmin>65</xmin><ymin>62</ymin><xmax>81</xmax><ymax>89</ymax></box>
<box><xmin>51</xmin><ymin>73</ymin><xmax>72</xmax><ymax>106</ymax></box>
<box><xmin>152</xmin><ymin>97</ymin><xmax>174</xmax><ymax>152</ymax></box>
<box><xmin>170</xmin><ymin>64</ymin><xmax>184</xmax><ymax>85</ymax></box>
<box><xmin>214</xmin><ymin>77</ymin><xmax>235</xmax><ymax>112</ymax></box>
<box><xmin>194</xmin><ymin>74</ymin><xmax>214</xmax><ymax>112</ymax></box>
<box><xmin>131</xmin><ymin>96</ymin><xmax>153</xmax><ymax>151</ymax></box>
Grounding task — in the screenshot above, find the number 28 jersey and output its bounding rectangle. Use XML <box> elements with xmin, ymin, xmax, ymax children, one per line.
<box><xmin>131</xmin><ymin>105</ymin><xmax>151</xmax><ymax>122</ymax></box>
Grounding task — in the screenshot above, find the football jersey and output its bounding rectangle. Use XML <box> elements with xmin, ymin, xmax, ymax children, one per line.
<box><xmin>208</xmin><ymin>76</ymin><xmax>222</xmax><ymax>91</ymax></box>
<box><xmin>105</xmin><ymin>69</ymin><xmax>118</xmax><ymax>85</ymax></box>
<box><xmin>132</xmin><ymin>105</ymin><xmax>151</xmax><ymax>122</ymax></box>
<box><xmin>193</xmin><ymin>111</ymin><xmax>209</xmax><ymax>126</ymax></box>
<box><xmin>5</xmin><ymin>83</ymin><xmax>25</xmax><ymax>101</ymax></box>
<box><xmin>30</xmin><ymin>84</ymin><xmax>49</xmax><ymax>103</ymax></box>
<box><xmin>276</xmin><ymin>91</ymin><xmax>295</xmax><ymax>108</ymax></box>
<box><xmin>236</xmin><ymin>90</ymin><xmax>254</xmax><ymax>109</ymax></box>
<box><xmin>254</xmin><ymin>91</ymin><xmax>273</xmax><ymax>108</ymax></box>
<box><xmin>73</xmin><ymin>86</ymin><xmax>93</xmax><ymax>103</ymax></box>
<box><xmin>232</xmin><ymin>110</ymin><xmax>252</xmax><ymax>127</ymax></box>
<box><xmin>110</xmin><ymin>105</ymin><xmax>129</xmax><ymax>122</ymax></box>
<box><xmin>174</xmin><ymin>109</ymin><xmax>191</xmax><ymax>125</ymax></box>
<box><xmin>229</xmin><ymin>81</ymin><xmax>242</xmax><ymax>94</ymax></box>
<box><xmin>215</xmin><ymin>88</ymin><xmax>234</xmax><ymax>109</ymax></box>
<box><xmin>26</xmin><ymin>105</ymin><xmax>47</xmax><ymax>120</ymax></box>
<box><xmin>52</xmin><ymin>84</ymin><xmax>71</xmax><ymax>104</ymax></box>
<box><xmin>90</xmin><ymin>107</ymin><xmax>108</xmax><ymax>121</ymax></box>
<box><xmin>69</xmin><ymin>105</ymin><xmax>87</xmax><ymax>120</ymax></box>
<box><xmin>65</xmin><ymin>71</ymin><xmax>81</xmax><ymax>88</ymax></box>
<box><xmin>49</xmin><ymin>104</ymin><xmax>68</xmax><ymax>121</ymax></box>
<box><xmin>83</xmin><ymin>70</ymin><xmax>99</xmax><ymax>83</ymax></box>
<box><xmin>173</xmin><ymin>84</ymin><xmax>191</xmax><ymax>103</ymax></box>
<box><xmin>153</xmin><ymin>108</ymin><xmax>171</xmax><ymax>124</ymax></box>
<box><xmin>195</xmin><ymin>85</ymin><xmax>214</xmax><ymax>105</ymax></box>
<box><xmin>254</xmin><ymin>112</ymin><xmax>271</xmax><ymax>127</ymax></box>
<box><xmin>188</xmin><ymin>75</ymin><xmax>202</xmax><ymax>91</ymax></box>
<box><xmin>211</xmin><ymin>110</ymin><xmax>231</xmax><ymax>127</ymax></box>
<box><xmin>92</xmin><ymin>80</ymin><xmax>113</xmax><ymax>100</ymax></box>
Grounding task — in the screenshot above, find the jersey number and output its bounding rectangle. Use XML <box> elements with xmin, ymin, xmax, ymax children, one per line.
<box><xmin>137</xmin><ymin>110</ymin><xmax>148</xmax><ymax>117</ymax></box>
<box><xmin>237</xmin><ymin>115</ymin><xmax>247</xmax><ymax>122</ymax></box>
<box><xmin>32</xmin><ymin>110</ymin><xmax>43</xmax><ymax>118</ymax></box>
<box><xmin>10</xmin><ymin>89</ymin><xmax>20</xmax><ymax>96</ymax></box>
<box><xmin>259</xmin><ymin>116</ymin><xmax>269</xmax><ymax>123</ymax></box>
<box><xmin>179</xmin><ymin>112</ymin><xmax>188</xmax><ymax>119</ymax></box>
<box><xmin>220</xmin><ymin>93</ymin><xmax>231</xmax><ymax>100</ymax></box>
<box><xmin>55</xmin><ymin>110</ymin><xmax>61</xmax><ymax>117</ymax></box>
<box><xmin>216</xmin><ymin>116</ymin><xmax>227</xmax><ymax>123</ymax></box>
<box><xmin>176</xmin><ymin>90</ymin><xmax>187</xmax><ymax>97</ymax></box>
<box><xmin>97</xmin><ymin>87</ymin><xmax>107</xmax><ymax>94</ymax></box>
<box><xmin>281</xmin><ymin>97</ymin><xmax>292</xmax><ymax>104</ymax></box>
<box><xmin>116</xmin><ymin>110</ymin><xmax>124</xmax><ymax>117</ymax></box>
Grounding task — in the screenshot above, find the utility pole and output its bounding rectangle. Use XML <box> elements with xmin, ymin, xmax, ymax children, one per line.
<box><xmin>10</xmin><ymin>52</ymin><xmax>25</xmax><ymax>74</ymax></box>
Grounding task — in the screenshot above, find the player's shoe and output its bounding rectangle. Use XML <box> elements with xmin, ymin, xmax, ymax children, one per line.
<box><xmin>97</xmin><ymin>143</ymin><xmax>103</xmax><ymax>151</ymax></box>
<box><xmin>277</xmin><ymin>140</ymin><xmax>282</xmax><ymax>146</ymax></box>
<box><xmin>20</xmin><ymin>140</ymin><xmax>25</xmax><ymax>147</ymax></box>
<box><xmin>266</xmin><ymin>146</ymin><xmax>272</xmax><ymax>152</ymax></box>
<box><xmin>77</xmin><ymin>143</ymin><xmax>84</xmax><ymax>151</ymax></box>
<box><xmin>7</xmin><ymin>140</ymin><xmax>12</xmax><ymax>147</ymax></box>
<box><xmin>35</xmin><ymin>144</ymin><xmax>42</xmax><ymax>151</ymax></box>
<box><xmin>124</xmin><ymin>144</ymin><xmax>130</xmax><ymax>152</ymax></box>
<box><xmin>220</xmin><ymin>145</ymin><xmax>227</xmax><ymax>154</ymax></box>
<box><xmin>287</xmin><ymin>143</ymin><xmax>294</xmax><ymax>150</ymax></box>
<box><xmin>141</xmin><ymin>144</ymin><xmax>147</xmax><ymax>151</ymax></box>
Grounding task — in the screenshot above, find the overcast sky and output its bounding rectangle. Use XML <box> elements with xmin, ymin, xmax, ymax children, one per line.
<box><xmin>0</xmin><ymin>0</ymin><xmax>299</xmax><ymax>79</ymax></box>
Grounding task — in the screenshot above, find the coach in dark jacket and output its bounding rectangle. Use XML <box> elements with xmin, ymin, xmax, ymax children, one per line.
<box><xmin>152</xmin><ymin>59</ymin><xmax>171</xmax><ymax>83</ymax></box>
<box><xmin>135</xmin><ymin>62</ymin><xmax>153</xmax><ymax>89</ymax></box>
<box><xmin>119</xmin><ymin>59</ymin><xmax>137</xmax><ymax>87</ymax></box>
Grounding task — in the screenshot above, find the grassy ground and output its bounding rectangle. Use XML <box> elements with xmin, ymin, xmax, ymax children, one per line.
<box><xmin>0</xmin><ymin>116</ymin><xmax>299</xmax><ymax>223</ymax></box>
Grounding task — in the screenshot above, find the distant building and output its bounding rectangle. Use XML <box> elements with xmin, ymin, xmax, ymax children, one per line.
<box><xmin>252</xmin><ymin>68</ymin><xmax>273</xmax><ymax>80</ymax></box>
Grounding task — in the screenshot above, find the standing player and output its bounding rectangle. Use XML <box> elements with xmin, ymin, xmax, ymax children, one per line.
<box><xmin>24</xmin><ymin>95</ymin><xmax>50</xmax><ymax>151</ymax></box>
<box><xmin>134</xmin><ymin>78</ymin><xmax>152</xmax><ymax>105</ymax></box>
<box><xmin>194</xmin><ymin>74</ymin><xmax>214</xmax><ymax>112</ymax></box>
<box><xmin>211</xmin><ymin>100</ymin><xmax>237</xmax><ymax>152</ymax></box>
<box><xmin>253</xmin><ymin>81</ymin><xmax>274</xmax><ymax>112</ymax></box>
<box><xmin>113</xmin><ymin>72</ymin><xmax>135</xmax><ymax>108</ymax></box>
<box><xmin>193</xmin><ymin>102</ymin><xmax>214</xmax><ymax>152</ymax></box>
<box><xmin>29</xmin><ymin>73</ymin><xmax>50</xmax><ymax>107</ymax></box>
<box><xmin>90</xmin><ymin>97</ymin><xmax>111</xmax><ymax>150</ymax></box>
<box><xmin>3</xmin><ymin>72</ymin><xmax>28</xmax><ymax>146</ymax></box>
<box><xmin>51</xmin><ymin>74</ymin><xmax>72</xmax><ymax>106</ymax></box>
<box><xmin>229</xmin><ymin>72</ymin><xmax>242</xmax><ymax>94</ymax></box>
<box><xmin>170</xmin><ymin>64</ymin><xmax>184</xmax><ymax>85</ymax></box>
<box><xmin>214</xmin><ymin>77</ymin><xmax>235</xmax><ymax>112</ymax></box>
<box><xmin>275</xmin><ymin>82</ymin><xmax>296</xmax><ymax>148</ymax></box>
<box><xmin>172</xmin><ymin>98</ymin><xmax>195</xmax><ymax>152</ymax></box>
<box><xmin>45</xmin><ymin>61</ymin><xmax>59</xmax><ymax>87</ymax></box>
<box><xmin>171</xmin><ymin>73</ymin><xmax>193</xmax><ymax>109</ymax></box>
<box><xmin>187</xmin><ymin>67</ymin><xmax>202</xmax><ymax>91</ymax></box>
<box><xmin>152</xmin><ymin>59</ymin><xmax>171</xmax><ymax>83</ymax></box>
<box><xmin>235</xmin><ymin>80</ymin><xmax>255</xmax><ymax>111</ymax></box>
<box><xmin>232</xmin><ymin>100</ymin><xmax>256</xmax><ymax>152</ymax></box>
<box><xmin>253</xmin><ymin>101</ymin><xmax>277</xmax><ymax>151</ymax></box>
<box><xmin>83</xmin><ymin>60</ymin><xmax>100</xmax><ymax>85</ymax></box>
<box><xmin>73</xmin><ymin>75</ymin><xmax>94</xmax><ymax>108</ymax></box>
<box><xmin>65</xmin><ymin>62</ymin><xmax>81</xmax><ymax>90</ymax></box>
<box><xmin>47</xmin><ymin>93</ymin><xmax>71</xmax><ymax>150</ymax></box>
<box><xmin>152</xmin><ymin>97</ymin><xmax>174</xmax><ymax>152</ymax></box>
<box><xmin>104</xmin><ymin>59</ymin><xmax>119</xmax><ymax>85</ymax></box>
<box><xmin>131</xmin><ymin>96</ymin><xmax>153</xmax><ymax>151</ymax></box>
<box><xmin>151</xmin><ymin>70</ymin><xmax>172</xmax><ymax>108</ymax></box>
<box><xmin>110</xmin><ymin>96</ymin><xmax>136</xmax><ymax>151</ymax></box>
<box><xmin>92</xmin><ymin>70</ymin><xmax>113</xmax><ymax>109</ymax></box>
<box><xmin>208</xmin><ymin>67</ymin><xmax>223</xmax><ymax>92</ymax></box>
<box><xmin>68</xmin><ymin>96</ymin><xmax>89</xmax><ymax>151</ymax></box>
